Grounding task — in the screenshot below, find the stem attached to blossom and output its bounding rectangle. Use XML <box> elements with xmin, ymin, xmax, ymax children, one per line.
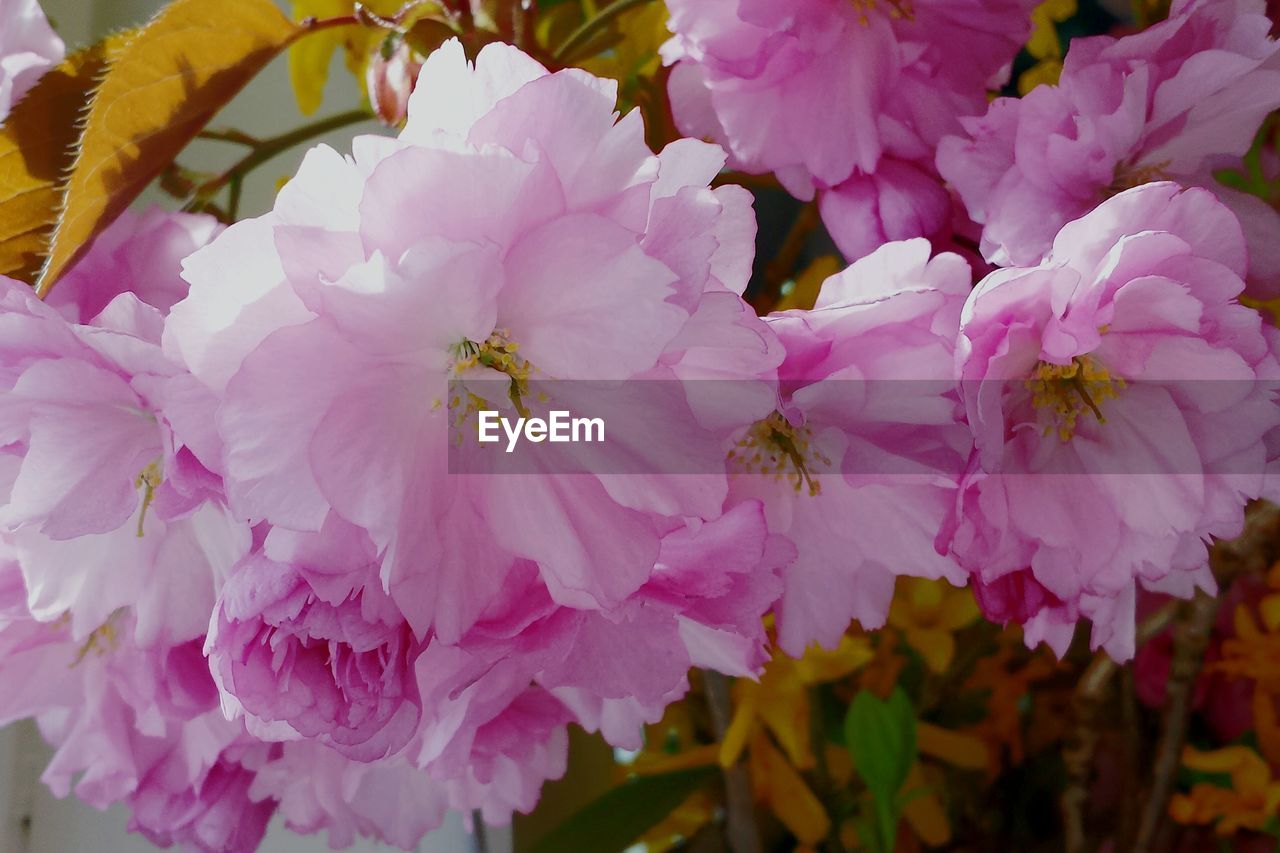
<box><xmin>187</xmin><ymin>109</ymin><xmax>372</xmax><ymax>217</ymax></box>
<box><xmin>703</xmin><ymin>671</ymin><xmax>762</xmax><ymax>853</ymax></box>
<box><xmin>553</xmin><ymin>0</ymin><xmax>656</xmax><ymax>63</ymax></box>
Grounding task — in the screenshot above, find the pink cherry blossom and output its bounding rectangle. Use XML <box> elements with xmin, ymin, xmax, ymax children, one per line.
<box><xmin>938</xmin><ymin>0</ymin><xmax>1280</xmax><ymax>273</ymax></box>
<box><xmin>946</xmin><ymin>183</ymin><xmax>1280</xmax><ymax>660</ymax></box>
<box><xmin>0</xmin><ymin>278</ymin><xmax>248</xmax><ymax>647</ymax></box>
<box><xmin>662</xmin><ymin>0</ymin><xmax>1036</xmax><ymax>259</ymax></box>
<box><xmin>48</xmin><ymin>207</ymin><xmax>223</xmax><ymax>323</ymax></box>
<box><xmin>207</xmin><ymin>550</ymin><xmax>422</xmax><ymax>762</ymax></box>
<box><xmin>0</xmin><ymin>549</ymin><xmax>274</xmax><ymax>853</ymax></box>
<box><xmin>166</xmin><ymin>39</ymin><xmax>781</xmax><ymax>646</ymax></box>
<box><xmin>729</xmin><ymin>239</ymin><xmax>971</xmax><ymax>655</ymax></box>
<box><xmin>0</xmin><ymin>0</ymin><xmax>63</xmax><ymax>123</ymax></box>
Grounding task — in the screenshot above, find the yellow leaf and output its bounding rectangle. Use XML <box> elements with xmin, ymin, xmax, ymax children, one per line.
<box><xmin>288</xmin><ymin>0</ymin><xmax>418</xmax><ymax>115</ymax></box>
<box><xmin>917</xmin><ymin>722</ymin><xmax>989</xmax><ymax>770</ymax></box>
<box><xmin>0</xmin><ymin>39</ymin><xmax>123</xmax><ymax>283</ymax></box>
<box><xmin>38</xmin><ymin>0</ymin><xmax>304</xmax><ymax>293</ymax></box>
<box><xmin>580</xmin><ymin>2</ymin><xmax>670</xmax><ymax>83</ymax></box>
<box><xmin>289</xmin><ymin>0</ymin><xmax>352</xmax><ymax>115</ymax></box>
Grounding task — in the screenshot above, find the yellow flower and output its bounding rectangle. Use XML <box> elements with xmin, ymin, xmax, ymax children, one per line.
<box><xmin>887</xmin><ymin>578</ymin><xmax>980</xmax><ymax>674</ymax></box>
<box><xmin>748</xmin><ymin>729</ymin><xmax>831</xmax><ymax>845</ymax></box>
<box><xmin>638</xmin><ymin>790</ymin><xmax>716</xmax><ymax>852</ymax></box>
<box><xmin>1027</xmin><ymin>0</ymin><xmax>1076</xmax><ymax>61</ymax></box>
<box><xmin>1170</xmin><ymin>746</ymin><xmax>1280</xmax><ymax>835</ymax></box>
<box><xmin>1018</xmin><ymin>0</ymin><xmax>1076</xmax><ymax>94</ymax></box>
<box><xmin>720</xmin><ymin>634</ymin><xmax>874</xmax><ymax>770</ymax></box>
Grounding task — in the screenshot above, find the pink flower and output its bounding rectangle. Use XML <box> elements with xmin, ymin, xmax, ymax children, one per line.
<box><xmin>166</xmin><ymin>39</ymin><xmax>780</xmax><ymax>645</ymax></box>
<box><xmin>938</xmin><ymin>0</ymin><xmax>1280</xmax><ymax>269</ymax></box>
<box><xmin>207</xmin><ymin>550</ymin><xmax>422</xmax><ymax>762</ymax></box>
<box><xmin>0</xmin><ymin>0</ymin><xmax>62</xmax><ymax>123</ymax></box>
<box><xmin>728</xmin><ymin>239</ymin><xmax>971</xmax><ymax>655</ymax></box>
<box><xmin>946</xmin><ymin>183</ymin><xmax>1280</xmax><ymax>660</ymax></box>
<box><xmin>0</xmin><ymin>551</ymin><xmax>274</xmax><ymax>853</ymax></box>
<box><xmin>662</xmin><ymin>0</ymin><xmax>1035</xmax><ymax>258</ymax></box>
<box><xmin>48</xmin><ymin>207</ymin><xmax>223</xmax><ymax>323</ymax></box>
<box><xmin>249</xmin><ymin>743</ymin><xmax>451</xmax><ymax>850</ymax></box>
<box><xmin>0</xmin><ymin>278</ymin><xmax>248</xmax><ymax>647</ymax></box>
<box><xmin>128</xmin><ymin>745</ymin><xmax>276</xmax><ymax>853</ymax></box>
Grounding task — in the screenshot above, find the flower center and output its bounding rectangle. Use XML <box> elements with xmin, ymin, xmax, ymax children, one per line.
<box><xmin>66</xmin><ymin>609</ymin><xmax>124</xmax><ymax>665</ymax></box>
<box><xmin>1109</xmin><ymin>160</ymin><xmax>1171</xmax><ymax>195</ymax></box>
<box><xmin>447</xmin><ymin>329</ymin><xmax>538</xmax><ymax>426</ymax></box>
<box><xmin>849</xmin><ymin>0</ymin><xmax>915</xmax><ymax>25</ymax></box>
<box><xmin>729</xmin><ymin>411</ymin><xmax>831</xmax><ymax>496</ymax></box>
<box><xmin>1026</xmin><ymin>355</ymin><xmax>1125</xmax><ymax>441</ymax></box>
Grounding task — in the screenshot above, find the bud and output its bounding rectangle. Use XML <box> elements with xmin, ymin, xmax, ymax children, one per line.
<box><xmin>366</xmin><ymin>34</ymin><xmax>423</xmax><ymax>127</ymax></box>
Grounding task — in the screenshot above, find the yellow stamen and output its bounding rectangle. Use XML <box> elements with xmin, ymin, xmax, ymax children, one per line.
<box><xmin>730</xmin><ymin>412</ymin><xmax>831</xmax><ymax>496</ymax></box>
<box><xmin>135</xmin><ymin>461</ymin><xmax>162</xmax><ymax>538</ymax></box>
<box><xmin>1026</xmin><ymin>355</ymin><xmax>1125</xmax><ymax>441</ymax></box>
<box><xmin>850</xmin><ymin>0</ymin><xmax>915</xmax><ymax>25</ymax></box>
<box><xmin>448</xmin><ymin>329</ymin><xmax>537</xmax><ymax>432</ymax></box>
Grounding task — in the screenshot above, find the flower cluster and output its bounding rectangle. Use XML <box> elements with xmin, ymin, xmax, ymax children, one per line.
<box><xmin>0</xmin><ymin>0</ymin><xmax>1277</xmax><ymax>850</ymax></box>
<box><xmin>661</xmin><ymin>0</ymin><xmax>1039</xmax><ymax>260</ymax></box>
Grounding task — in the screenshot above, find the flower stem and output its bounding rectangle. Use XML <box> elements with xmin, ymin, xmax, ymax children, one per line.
<box><xmin>194</xmin><ymin>109</ymin><xmax>372</xmax><ymax>203</ymax></box>
<box><xmin>553</xmin><ymin>0</ymin><xmax>655</xmax><ymax>63</ymax></box>
<box><xmin>703</xmin><ymin>671</ymin><xmax>761</xmax><ymax>853</ymax></box>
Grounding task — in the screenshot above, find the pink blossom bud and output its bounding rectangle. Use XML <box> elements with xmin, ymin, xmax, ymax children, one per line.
<box><xmin>366</xmin><ymin>35</ymin><xmax>422</xmax><ymax>127</ymax></box>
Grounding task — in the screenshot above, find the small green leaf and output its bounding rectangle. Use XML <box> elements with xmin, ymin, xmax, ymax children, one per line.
<box><xmin>529</xmin><ymin>765</ymin><xmax>716</xmax><ymax>853</ymax></box>
<box><xmin>845</xmin><ymin>687</ymin><xmax>917</xmax><ymax>801</ymax></box>
<box><xmin>845</xmin><ymin>688</ymin><xmax>918</xmax><ymax>853</ymax></box>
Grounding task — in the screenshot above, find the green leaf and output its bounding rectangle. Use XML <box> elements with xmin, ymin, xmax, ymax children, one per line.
<box><xmin>529</xmin><ymin>766</ymin><xmax>716</xmax><ymax>853</ymax></box>
<box><xmin>845</xmin><ymin>688</ymin><xmax>917</xmax><ymax>802</ymax></box>
<box><xmin>845</xmin><ymin>688</ymin><xmax>918</xmax><ymax>853</ymax></box>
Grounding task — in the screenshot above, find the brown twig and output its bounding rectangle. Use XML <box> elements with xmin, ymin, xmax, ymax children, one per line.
<box><xmin>1061</xmin><ymin>602</ymin><xmax>1177</xmax><ymax>853</ymax></box>
<box><xmin>1131</xmin><ymin>591</ymin><xmax>1218</xmax><ymax>853</ymax></box>
<box><xmin>1210</xmin><ymin>500</ymin><xmax>1280</xmax><ymax>585</ymax></box>
<box><xmin>1117</xmin><ymin>667</ymin><xmax>1141</xmax><ymax>845</ymax></box>
<box><xmin>703</xmin><ymin>671</ymin><xmax>761</xmax><ymax>853</ymax></box>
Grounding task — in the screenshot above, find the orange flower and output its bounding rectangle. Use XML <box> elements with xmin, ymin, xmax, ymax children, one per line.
<box><xmin>1170</xmin><ymin>746</ymin><xmax>1280</xmax><ymax>835</ymax></box>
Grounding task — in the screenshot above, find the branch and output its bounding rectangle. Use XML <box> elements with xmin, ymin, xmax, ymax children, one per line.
<box><xmin>1061</xmin><ymin>602</ymin><xmax>1177</xmax><ymax>853</ymax></box>
<box><xmin>702</xmin><ymin>672</ymin><xmax>761</xmax><ymax>853</ymax></box>
<box><xmin>192</xmin><ymin>109</ymin><xmax>371</xmax><ymax>204</ymax></box>
<box><xmin>1131</xmin><ymin>591</ymin><xmax>1218</xmax><ymax>853</ymax></box>
<box><xmin>553</xmin><ymin>0</ymin><xmax>655</xmax><ymax>63</ymax></box>
<box><xmin>1210</xmin><ymin>501</ymin><xmax>1280</xmax><ymax>585</ymax></box>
